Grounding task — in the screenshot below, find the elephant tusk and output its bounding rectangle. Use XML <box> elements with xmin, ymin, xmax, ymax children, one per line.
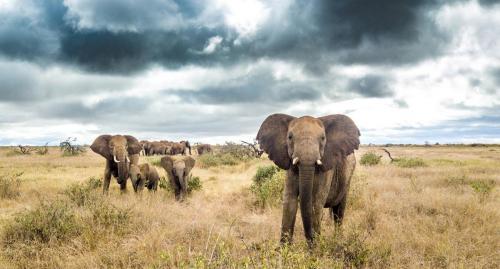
<box><xmin>113</xmin><ymin>155</ymin><xmax>120</xmax><ymax>163</ymax></box>
<box><xmin>126</xmin><ymin>156</ymin><xmax>130</xmax><ymax>163</ymax></box>
<box><xmin>316</xmin><ymin>159</ymin><xmax>323</xmax><ymax>166</ymax></box>
<box><xmin>293</xmin><ymin>157</ymin><xmax>299</xmax><ymax>165</ymax></box>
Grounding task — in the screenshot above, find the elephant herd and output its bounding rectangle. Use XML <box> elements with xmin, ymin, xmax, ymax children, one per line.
<box><xmin>90</xmin><ymin>113</ymin><xmax>361</xmax><ymax>246</ymax></box>
<box><xmin>90</xmin><ymin>135</ymin><xmax>196</xmax><ymax>201</ymax></box>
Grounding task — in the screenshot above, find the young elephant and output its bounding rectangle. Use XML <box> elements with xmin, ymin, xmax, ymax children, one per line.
<box><xmin>257</xmin><ymin>114</ymin><xmax>360</xmax><ymax>245</ymax></box>
<box><xmin>129</xmin><ymin>163</ymin><xmax>159</xmax><ymax>193</ymax></box>
<box><xmin>160</xmin><ymin>156</ymin><xmax>195</xmax><ymax>201</ymax></box>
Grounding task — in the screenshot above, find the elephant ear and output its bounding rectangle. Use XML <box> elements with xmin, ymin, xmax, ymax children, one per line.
<box><xmin>319</xmin><ymin>114</ymin><xmax>361</xmax><ymax>171</ymax></box>
<box><xmin>184</xmin><ymin>156</ymin><xmax>195</xmax><ymax>172</ymax></box>
<box><xmin>160</xmin><ymin>156</ymin><xmax>174</xmax><ymax>180</ymax></box>
<box><xmin>125</xmin><ymin>135</ymin><xmax>142</xmax><ymax>155</ymax></box>
<box><xmin>90</xmin><ymin>135</ymin><xmax>112</xmax><ymax>159</ymax></box>
<box><xmin>256</xmin><ymin>113</ymin><xmax>296</xmax><ymax>170</ymax></box>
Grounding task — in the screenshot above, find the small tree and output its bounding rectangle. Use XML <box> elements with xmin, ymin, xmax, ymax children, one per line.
<box><xmin>59</xmin><ymin>137</ymin><xmax>86</xmax><ymax>156</ymax></box>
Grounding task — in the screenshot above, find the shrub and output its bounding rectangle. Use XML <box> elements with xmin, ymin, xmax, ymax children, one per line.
<box><xmin>360</xmin><ymin>152</ymin><xmax>382</xmax><ymax>166</ymax></box>
<box><xmin>469</xmin><ymin>179</ymin><xmax>495</xmax><ymax>201</ymax></box>
<box><xmin>59</xmin><ymin>137</ymin><xmax>86</xmax><ymax>156</ymax></box>
<box><xmin>219</xmin><ymin>142</ymin><xmax>257</xmax><ymax>160</ymax></box>
<box><xmin>187</xmin><ymin>176</ymin><xmax>202</xmax><ymax>193</ymax></box>
<box><xmin>2</xmin><ymin>200</ymin><xmax>80</xmax><ymax>247</ymax></box>
<box><xmin>36</xmin><ymin>143</ymin><xmax>49</xmax><ymax>155</ymax></box>
<box><xmin>64</xmin><ymin>177</ymin><xmax>102</xmax><ymax>207</ymax></box>
<box><xmin>251</xmin><ymin>165</ymin><xmax>285</xmax><ymax>208</ymax></box>
<box><xmin>0</xmin><ymin>172</ymin><xmax>22</xmax><ymax>199</ymax></box>
<box><xmin>394</xmin><ymin>157</ymin><xmax>427</xmax><ymax>168</ymax></box>
<box><xmin>197</xmin><ymin>153</ymin><xmax>239</xmax><ymax>168</ymax></box>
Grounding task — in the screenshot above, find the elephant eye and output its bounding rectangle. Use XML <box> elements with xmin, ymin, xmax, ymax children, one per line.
<box><xmin>288</xmin><ymin>133</ymin><xmax>293</xmax><ymax>140</ymax></box>
<box><xmin>321</xmin><ymin>135</ymin><xmax>326</xmax><ymax>141</ymax></box>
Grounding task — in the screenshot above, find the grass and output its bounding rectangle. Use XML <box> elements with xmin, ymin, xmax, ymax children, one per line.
<box><xmin>393</xmin><ymin>157</ymin><xmax>427</xmax><ymax>168</ymax></box>
<box><xmin>0</xmin><ymin>145</ymin><xmax>498</xmax><ymax>268</ymax></box>
<box><xmin>0</xmin><ymin>172</ymin><xmax>22</xmax><ymax>199</ymax></box>
<box><xmin>197</xmin><ymin>153</ymin><xmax>241</xmax><ymax>168</ymax></box>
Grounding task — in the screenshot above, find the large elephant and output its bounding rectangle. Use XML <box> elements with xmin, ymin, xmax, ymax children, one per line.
<box><xmin>196</xmin><ymin>144</ymin><xmax>212</xmax><ymax>155</ymax></box>
<box><xmin>160</xmin><ymin>156</ymin><xmax>195</xmax><ymax>201</ymax></box>
<box><xmin>129</xmin><ymin>163</ymin><xmax>159</xmax><ymax>193</ymax></box>
<box><xmin>257</xmin><ymin>114</ymin><xmax>360</xmax><ymax>245</ymax></box>
<box><xmin>90</xmin><ymin>135</ymin><xmax>142</xmax><ymax>193</ymax></box>
<box><xmin>139</xmin><ymin>140</ymin><xmax>148</xmax><ymax>156</ymax></box>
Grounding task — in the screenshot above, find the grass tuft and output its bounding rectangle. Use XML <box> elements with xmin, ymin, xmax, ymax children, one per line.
<box><xmin>0</xmin><ymin>172</ymin><xmax>22</xmax><ymax>199</ymax></box>
<box><xmin>394</xmin><ymin>157</ymin><xmax>427</xmax><ymax>168</ymax></box>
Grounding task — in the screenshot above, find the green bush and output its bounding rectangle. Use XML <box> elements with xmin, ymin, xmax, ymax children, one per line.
<box><xmin>197</xmin><ymin>153</ymin><xmax>239</xmax><ymax>168</ymax></box>
<box><xmin>251</xmin><ymin>165</ymin><xmax>285</xmax><ymax>208</ymax></box>
<box><xmin>469</xmin><ymin>179</ymin><xmax>495</xmax><ymax>201</ymax></box>
<box><xmin>187</xmin><ymin>176</ymin><xmax>202</xmax><ymax>193</ymax></box>
<box><xmin>64</xmin><ymin>177</ymin><xmax>102</xmax><ymax>207</ymax></box>
<box><xmin>0</xmin><ymin>172</ymin><xmax>22</xmax><ymax>199</ymax></box>
<box><xmin>360</xmin><ymin>152</ymin><xmax>382</xmax><ymax>166</ymax></box>
<box><xmin>394</xmin><ymin>157</ymin><xmax>427</xmax><ymax>168</ymax></box>
<box><xmin>2</xmin><ymin>200</ymin><xmax>80</xmax><ymax>246</ymax></box>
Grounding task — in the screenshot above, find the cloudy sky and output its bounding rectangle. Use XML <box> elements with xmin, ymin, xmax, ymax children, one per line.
<box><xmin>0</xmin><ymin>0</ymin><xmax>499</xmax><ymax>145</ymax></box>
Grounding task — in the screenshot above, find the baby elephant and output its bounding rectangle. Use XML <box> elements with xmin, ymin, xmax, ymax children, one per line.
<box><xmin>160</xmin><ymin>156</ymin><xmax>195</xmax><ymax>201</ymax></box>
<box><xmin>129</xmin><ymin>163</ymin><xmax>160</xmax><ymax>193</ymax></box>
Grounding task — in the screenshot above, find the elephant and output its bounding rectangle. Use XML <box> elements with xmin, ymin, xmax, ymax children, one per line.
<box><xmin>196</xmin><ymin>144</ymin><xmax>212</xmax><ymax>155</ymax></box>
<box><xmin>129</xmin><ymin>163</ymin><xmax>160</xmax><ymax>193</ymax></box>
<box><xmin>139</xmin><ymin>140</ymin><xmax>149</xmax><ymax>156</ymax></box>
<box><xmin>149</xmin><ymin>141</ymin><xmax>170</xmax><ymax>155</ymax></box>
<box><xmin>256</xmin><ymin>114</ymin><xmax>360</xmax><ymax>245</ymax></box>
<box><xmin>160</xmin><ymin>156</ymin><xmax>196</xmax><ymax>201</ymax></box>
<box><xmin>90</xmin><ymin>135</ymin><xmax>142</xmax><ymax>193</ymax></box>
<box><xmin>168</xmin><ymin>142</ymin><xmax>185</xmax><ymax>155</ymax></box>
<box><xmin>180</xmin><ymin>140</ymin><xmax>192</xmax><ymax>155</ymax></box>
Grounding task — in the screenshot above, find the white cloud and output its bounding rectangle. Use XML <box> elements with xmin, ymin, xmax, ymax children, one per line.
<box><xmin>202</xmin><ymin>35</ymin><xmax>223</xmax><ymax>54</ymax></box>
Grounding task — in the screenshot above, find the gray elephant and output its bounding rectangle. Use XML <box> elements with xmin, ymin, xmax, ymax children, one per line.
<box><xmin>257</xmin><ymin>114</ymin><xmax>360</xmax><ymax>245</ymax></box>
<box><xmin>129</xmin><ymin>163</ymin><xmax>160</xmax><ymax>193</ymax></box>
<box><xmin>196</xmin><ymin>144</ymin><xmax>212</xmax><ymax>155</ymax></box>
<box><xmin>149</xmin><ymin>141</ymin><xmax>170</xmax><ymax>155</ymax></box>
<box><xmin>160</xmin><ymin>156</ymin><xmax>195</xmax><ymax>201</ymax></box>
<box><xmin>90</xmin><ymin>135</ymin><xmax>142</xmax><ymax>193</ymax></box>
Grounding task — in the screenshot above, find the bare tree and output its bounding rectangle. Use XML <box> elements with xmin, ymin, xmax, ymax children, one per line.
<box><xmin>17</xmin><ymin>145</ymin><xmax>33</xmax><ymax>154</ymax></box>
<box><xmin>241</xmin><ymin>140</ymin><xmax>264</xmax><ymax>158</ymax></box>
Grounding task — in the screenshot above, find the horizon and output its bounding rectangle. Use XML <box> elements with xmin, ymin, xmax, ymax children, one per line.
<box><xmin>1</xmin><ymin>0</ymin><xmax>499</xmax><ymax>145</ymax></box>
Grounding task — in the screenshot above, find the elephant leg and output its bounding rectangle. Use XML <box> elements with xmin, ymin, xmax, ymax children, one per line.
<box><xmin>137</xmin><ymin>178</ymin><xmax>145</xmax><ymax>193</ymax></box>
<box><xmin>330</xmin><ymin>194</ymin><xmax>347</xmax><ymax>225</ymax></box>
<box><xmin>103</xmin><ymin>160</ymin><xmax>112</xmax><ymax>194</ymax></box>
<box><xmin>169</xmin><ymin>176</ymin><xmax>181</xmax><ymax>200</ymax></box>
<box><xmin>281</xmin><ymin>170</ymin><xmax>299</xmax><ymax>244</ymax></box>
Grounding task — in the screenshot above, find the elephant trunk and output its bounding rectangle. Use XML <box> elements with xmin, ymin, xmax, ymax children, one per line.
<box><xmin>114</xmin><ymin>151</ymin><xmax>129</xmax><ymax>185</ymax></box>
<box><xmin>299</xmin><ymin>165</ymin><xmax>315</xmax><ymax>244</ymax></box>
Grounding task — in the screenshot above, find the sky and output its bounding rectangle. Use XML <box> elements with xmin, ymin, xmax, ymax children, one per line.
<box><xmin>0</xmin><ymin>0</ymin><xmax>499</xmax><ymax>145</ymax></box>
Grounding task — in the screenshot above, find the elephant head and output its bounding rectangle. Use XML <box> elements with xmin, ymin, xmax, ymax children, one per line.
<box><xmin>161</xmin><ymin>156</ymin><xmax>196</xmax><ymax>201</ymax></box>
<box><xmin>257</xmin><ymin>114</ymin><xmax>360</xmax><ymax>242</ymax></box>
<box><xmin>91</xmin><ymin>135</ymin><xmax>142</xmax><ymax>186</ymax></box>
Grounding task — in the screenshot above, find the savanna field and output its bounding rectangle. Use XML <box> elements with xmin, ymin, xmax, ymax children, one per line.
<box><xmin>0</xmin><ymin>146</ymin><xmax>498</xmax><ymax>268</ymax></box>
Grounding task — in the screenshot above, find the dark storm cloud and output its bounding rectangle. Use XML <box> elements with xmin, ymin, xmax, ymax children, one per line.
<box><xmin>348</xmin><ymin>75</ymin><xmax>393</xmax><ymax>98</ymax></box>
<box><xmin>479</xmin><ymin>0</ymin><xmax>500</xmax><ymax>6</ymax></box>
<box><xmin>168</xmin><ymin>71</ymin><xmax>322</xmax><ymax>104</ymax></box>
<box><xmin>0</xmin><ymin>0</ymin><xmax>455</xmax><ymax>74</ymax></box>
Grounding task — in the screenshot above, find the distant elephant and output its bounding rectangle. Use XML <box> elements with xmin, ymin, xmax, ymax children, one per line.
<box><xmin>149</xmin><ymin>141</ymin><xmax>169</xmax><ymax>155</ymax></box>
<box><xmin>196</xmin><ymin>144</ymin><xmax>212</xmax><ymax>155</ymax></box>
<box><xmin>129</xmin><ymin>163</ymin><xmax>159</xmax><ymax>193</ymax></box>
<box><xmin>257</xmin><ymin>114</ymin><xmax>360</xmax><ymax>245</ymax></box>
<box><xmin>139</xmin><ymin>140</ymin><xmax>148</xmax><ymax>156</ymax></box>
<box><xmin>169</xmin><ymin>142</ymin><xmax>184</xmax><ymax>155</ymax></box>
<box><xmin>160</xmin><ymin>156</ymin><xmax>195</xmax><ymax>201</ymax></box>
<box><xmin>180</xmin><ymin>140</ymin><xmax>191</xmax><ymax>155</ymax></box>
<box><xmin>91</xmin><ymin>135</ymin><xmax>142</xmax><ymax>193</ymax></box>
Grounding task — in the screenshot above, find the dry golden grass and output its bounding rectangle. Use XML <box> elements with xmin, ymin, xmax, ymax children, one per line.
<box><xmin>0</xmin><ymin>146</ymin><xmax>498</xmax><ymax>268</ymax></box>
